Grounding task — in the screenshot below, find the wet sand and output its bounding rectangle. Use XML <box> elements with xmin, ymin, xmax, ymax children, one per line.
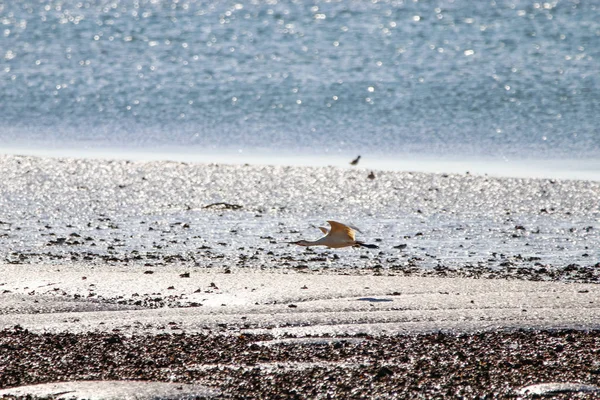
<box><xmin>1</xmin><ymin>155</ymin><xmax>599</xmax><ymax>279</ymax></box>
<box><xmin>1</xmin><ymin>154</ymin><xmax>600</xmax><ymax>398</ymax></box>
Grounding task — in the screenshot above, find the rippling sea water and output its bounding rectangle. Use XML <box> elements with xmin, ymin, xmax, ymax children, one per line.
<box><xmin>1</xmin><ymin>1</ymin><xmax>599</xmax><ymax>171</ymax></box>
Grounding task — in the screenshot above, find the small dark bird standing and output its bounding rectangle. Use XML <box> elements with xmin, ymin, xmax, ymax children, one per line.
<box><xmin>350</xmin><ymin>155</ymin><xmax>361</xmax><ymax>166</ymax></box>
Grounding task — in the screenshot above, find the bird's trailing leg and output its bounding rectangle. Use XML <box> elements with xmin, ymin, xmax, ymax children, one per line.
<box><xmin>355</xmin><ymin>242</ymin><xmax>379</xmax><ymax>249</ymax></box>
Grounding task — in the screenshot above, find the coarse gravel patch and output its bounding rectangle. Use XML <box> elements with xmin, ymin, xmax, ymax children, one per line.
<box><xmin>1</xmin><ymin>328</ymin><xmax>600</xmax><ymax>399</ymax></box>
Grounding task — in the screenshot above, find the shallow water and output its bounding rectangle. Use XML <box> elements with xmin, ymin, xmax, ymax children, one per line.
<box><xmin>1</xmin><ymin>0</ymin><xmax>599</xmax><ymax>167</ymax></box>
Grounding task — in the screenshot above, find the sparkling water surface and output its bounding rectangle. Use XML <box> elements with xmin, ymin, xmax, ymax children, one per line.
<box><xmin>1</xmin><ymin>0</ymin><xmax>599</xmax><ymax>168</ymax></box>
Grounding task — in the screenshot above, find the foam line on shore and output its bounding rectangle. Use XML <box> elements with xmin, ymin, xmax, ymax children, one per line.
<box><xmin>2</xmin><ymin>146</ymin><xmax>600</xmax><ymax>181</ymax></box>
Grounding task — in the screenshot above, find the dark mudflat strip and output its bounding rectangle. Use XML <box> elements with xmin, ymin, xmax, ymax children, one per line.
<box><xmin>1</xmin><ymin>328</ymin><xmax>600</xmax><ymax>399</ymax></box>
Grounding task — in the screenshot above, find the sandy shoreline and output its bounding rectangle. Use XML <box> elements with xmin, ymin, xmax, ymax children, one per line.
<box><xmin>1</xmin><ymin>266</ymin><xmax>600</xmax><ymax>336</ymax></box>
<box><xmin>1</xmin><ymin>154</ymin><xmax>600</xmax><ymax>397</ymax></box>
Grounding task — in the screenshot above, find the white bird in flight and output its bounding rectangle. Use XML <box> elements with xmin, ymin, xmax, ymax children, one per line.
<box><xmin>289</xmin><ymin>220</ymin><xmax>379</xmax><ymax>249</ymax></box>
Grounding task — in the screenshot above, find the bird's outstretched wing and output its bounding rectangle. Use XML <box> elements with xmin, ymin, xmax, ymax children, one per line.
<box><xmin>325</xmin><ymin>221</ymin><xmax>362</xmax><ymax>233</ymax></box>
<box><xmin>326</xmin><ymin>220</ymin><xmax>356</xmax><ymax>242</ymax></box>
<box><xmin>347</xmin><ymin>224</ymin><xmax>362</xmax><ymax>234</ymax></box>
